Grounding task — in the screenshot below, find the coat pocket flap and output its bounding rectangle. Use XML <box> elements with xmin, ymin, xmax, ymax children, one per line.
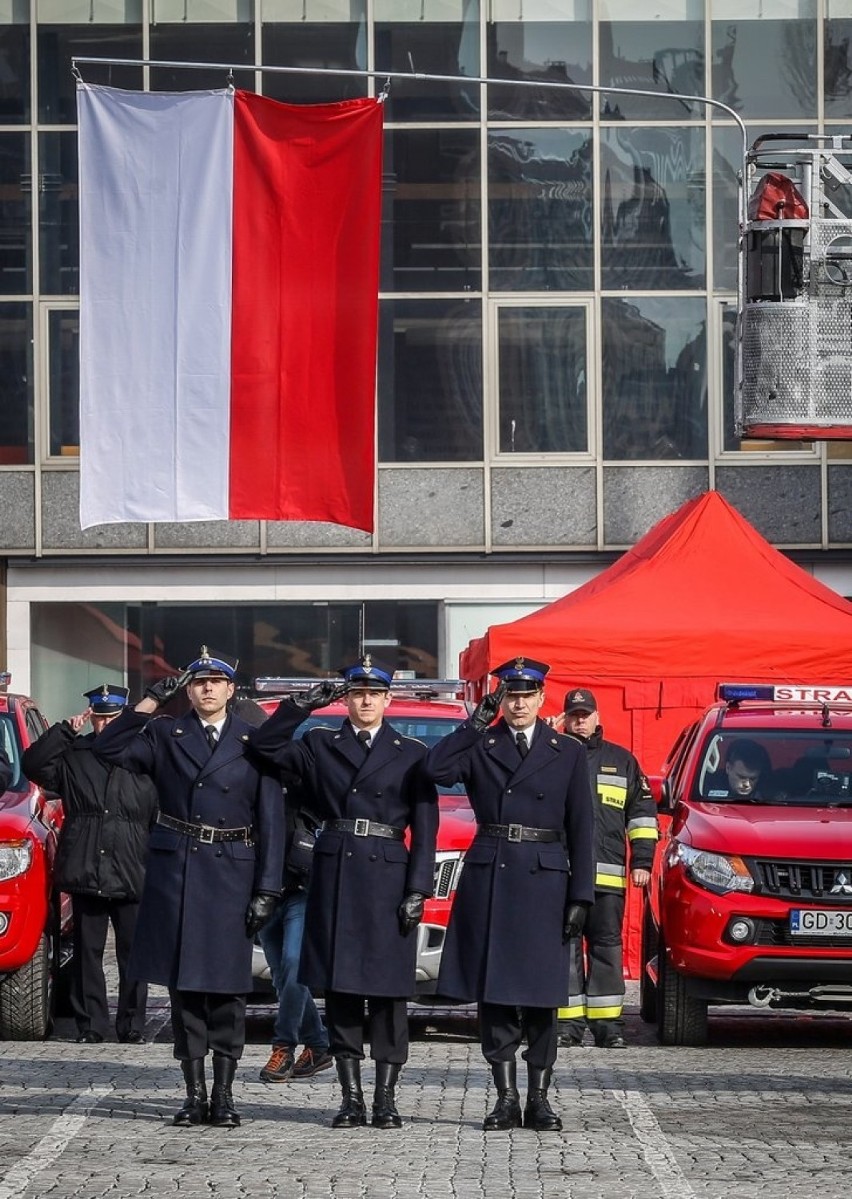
<box><xmin>538</xmin><ymin>849</ymin><xmax>570</xmax><ymax>872</ymax></box>
<box><xmin>382</xmin><ymin>841</ymin><xmax>410</xmax><ymax>864</ymax></box>
<box><xmin>463</xmin><ymin>841</ymin><xmax>497</xmax><ymax>865</ymax></box>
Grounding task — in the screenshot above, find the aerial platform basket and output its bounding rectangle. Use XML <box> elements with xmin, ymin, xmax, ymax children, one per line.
<box><xmin>738</xmin><ymin>132</ymin><xmax>852</xmax><ymax>440</ymax></box>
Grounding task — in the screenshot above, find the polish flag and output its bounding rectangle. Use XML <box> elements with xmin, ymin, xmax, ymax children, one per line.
<box><xmin>77</xmin><ymin>84</ymin><xmax>383</xmax><ymax>532</ymax></box>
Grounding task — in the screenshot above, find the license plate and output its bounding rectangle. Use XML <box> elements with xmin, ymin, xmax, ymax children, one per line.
<box><xmin>790</xmin><ymin>908</ymin><xmax>852</xmax><ymax>936</ymax></box>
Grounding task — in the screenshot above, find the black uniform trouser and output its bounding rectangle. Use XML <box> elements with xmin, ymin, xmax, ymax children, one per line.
<box><xmin>324</xmin><ymin>990</ymin><xmax>409</xmax><ymax>1064</ymax></box>
<box><xmin>71</xmin><ymin>893</ymin><xmax>147</xmax><ymax>1039</ymax></box>
<box><xmin>564</xmin><ymin>890</ymin><xmax>626</xmax><ymax>1041</ymax></box>
<box><xmin>168</xmin><ymin>989</ymin><xmax>247</xmax><ymax>1062</ymax></box>
<box><xmin>479</xmin><ymin>1003</ymin><xmax>557</xmax><ymax>1071</ymax></box>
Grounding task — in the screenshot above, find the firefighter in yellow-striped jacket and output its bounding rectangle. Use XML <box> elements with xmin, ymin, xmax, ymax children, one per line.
<box><xmin>555</xmin><ymin>689</ymin><xmax>658</xmax><ymax>1048</ymax></box>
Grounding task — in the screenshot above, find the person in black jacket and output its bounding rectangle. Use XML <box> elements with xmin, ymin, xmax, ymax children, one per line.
<box><xmin>21</xmin><ymin>684</ymin><xmax>158</xmax><ymax>1044</ymax></box>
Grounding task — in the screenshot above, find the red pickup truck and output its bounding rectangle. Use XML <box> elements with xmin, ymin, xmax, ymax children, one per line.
<box><xmin>0</xmin><ymin>677</ymin><xmax>73</xmax><ymax>1039</ymax></box>
<box><xmin>642</xmin><ymin>683</ymin><xmax>852</xmax><ymax>1045</ymax></box>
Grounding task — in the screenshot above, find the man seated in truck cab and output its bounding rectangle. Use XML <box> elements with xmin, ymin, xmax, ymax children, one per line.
<box><xmin>702</xmin><ymin>738</ymin><xmax>771</xmax><ymax>800</ymax></box>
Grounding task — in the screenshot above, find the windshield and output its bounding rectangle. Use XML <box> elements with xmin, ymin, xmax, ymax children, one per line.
<box><xmin>695</xmin><ymin>729</ymin><xmax>852</xmax><ymax>806</ymax></box>
<box><xmin>0</xmin><ymin>714</ymin><xmax>27</xmax><ymax>796</ymax></box>
<box><xmin>295</xmin><ymin>713</ymin><xmax>467</xmax><ymax>796</ymax></box>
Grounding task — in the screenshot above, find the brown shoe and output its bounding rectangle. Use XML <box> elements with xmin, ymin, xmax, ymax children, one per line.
<box><xmin>291</xmin><ymin>1046</ymin><xmax>334</xmax><ymax>1080</ymax></box>
<box><xmin>259</xmin><ymin>1044</ymin><xmax>295</xmax><ymax>1083</ymax></box>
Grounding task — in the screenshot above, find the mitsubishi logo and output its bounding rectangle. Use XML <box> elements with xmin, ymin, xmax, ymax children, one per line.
<box><xmin>830</xmin><ymin>871</ymin><xmax>852</xmax><ymax>895</ymax></box>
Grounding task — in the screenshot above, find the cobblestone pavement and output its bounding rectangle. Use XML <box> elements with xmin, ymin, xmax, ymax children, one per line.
<box><xmin>1</xmin><ymin>977</ymin><xmax>852</xmax><ymax>1199</ymax></box>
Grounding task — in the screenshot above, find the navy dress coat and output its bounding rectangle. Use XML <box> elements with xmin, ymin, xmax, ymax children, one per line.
<box><xmin>425</xmin><ymin>716</ymin><xmax>595</xmax><ymax>1008</ymax></box>
<box><xmin>249</xmin><ymin>699</ymin><xmax>438</xmax><ymax>998</ymax></box>
<box><xmin>95</xmin><ymin>708</ymin><xmax>284</xmax><ymax>994</ymax></box>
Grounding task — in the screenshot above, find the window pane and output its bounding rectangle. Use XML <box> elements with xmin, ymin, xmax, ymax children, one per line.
<box><xmin>1</xmin><ymin>134</ymin><xmax>32</xmax><ymax>296</ymax></box>
<box><xmin>498</xmin><ymin>306</ymin><xmax>588</xmax><ymax>454</ymax></box>
<box><xmin>601</xmin><ymin>127</ymin><xmax>705</xmax><ymax>290</ymax></box>
<box><xmin>489</xmin><ymin>129</ymin><xmax>593</xmax><ymax>292</ymax></box>
<box><xmin>39</xmin><ymin>132</ymin><xmax>78</xmax><ymax>296</ymax></box>
<box><xmin>826</xmin><ymin>14</ymin><xmax>852</xmax><ymax>118</ymax></box>
<box><xmin>602</xmin><ymin>296</ymin><xmax>707</xmax><ymax>460</ymax></box>
<box><xmin>0</xmin><ymin>21</ymin><xmax>29</xmax><ymax>124</ymax></box>
<box><xmin>711</xmin><ymin>2</ymin><xmax>816</xmax><ymax>120</ymax></box>
<box><xmin>720</xmin><ymin>302</ymin><xmax>806</xmax><ymax>452</ymax></box>
<box><xmin>599</xmin><ymin>0</ymin><xmax>705</xmax><ymax>121</ymax></box>
<box><xmin>382</xmin><ymin>128</ymin><xmax>481</xmax><ymax>292</ymax></box>
<box><xmin>0</xmin><ymin>302</ymin><xmax>33</xmax><ymax>465</ymax></box>
<box><xmin>37</xmin><ymin>10</ymin><xmax>142</xmax><ymax>124</ymax></box>
<box><xmin>486</xmin><ymin>6</ymin><xmax>592</xmax><ymax>121</ymax></box>
<box><xmin>375</xmin><ymin>2</ymin><xmax>480</xmax><ymax>121</ymax></box>
<box><xmin>47</xmin><ymin>309</ymin><xmax>79</xmax><ymax>457</ymax></box>
<box><xmin>378</xmin><ymin>298</ymin><xmax>482</xmax><ymax>462</ymax></box>
<box><xmin>150</xmin><ymin>20</ymin><xmax>254</xmax><ymax>91</ymax></box>
<box><xmin>712</xmin><ymin>126</ymin><xmax>745</xmax><ymax>294</ymax></box>
<box><xmin>261</xmin><ymin>9</ymin><xmax>367</xmax><ymax>103</ymax></box>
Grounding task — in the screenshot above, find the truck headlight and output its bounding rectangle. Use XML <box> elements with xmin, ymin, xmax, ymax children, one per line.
<box><xmin>0</xmin><ymin>840</ymin><xmax>33</xmax><ymax>881</ymax></box>
<box><xmin>669</xmin><ymin>841</ymin><xmax>754</xmax><ymax>894</ymax></box>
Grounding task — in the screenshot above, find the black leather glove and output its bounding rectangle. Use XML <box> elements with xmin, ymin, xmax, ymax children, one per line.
<box><xmin>397</xmin><ymin>891</ymin><xmax>426</xmax><ymax>936</ymax></box>
<box><xmin>291</xmin><ymin>680</ymin><xmax>347</xmax><ymax>713</ymax></box>
<box><xmin>245</xmin><ymin>892</ymin><xmax>279</xmax><ymax>938</ymax></box>
<box><xmin>563</xmin><ymin>901</ymin><xmax>591</xmax><ymax>943</ymax></box>
<box><xmin>470</xmin><ymin>683</ymin><xmax>506</xmax><ymax>733</ymax></box>
<box><xmin>144</xmin><ymin>670</ymin><xmax>192</xmax><ymax>708</ymax></box>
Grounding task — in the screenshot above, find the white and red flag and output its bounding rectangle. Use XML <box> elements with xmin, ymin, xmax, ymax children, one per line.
<box><xmin>77</xmin><ymin>83</ymin><xmax>383</xmax><ymax>532</ymax></box>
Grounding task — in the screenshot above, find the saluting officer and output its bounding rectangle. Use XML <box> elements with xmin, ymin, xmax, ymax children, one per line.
<box><xmin>249</xmin><ymin>657</ymin><xmax>438</xmax><ymax>1131</ymax></box>
<box><xmin>424</xmin><ymin>658</ymin><xmax>595</xmax><ymax>1133</ymax></box>
<box><xmin>95</xmin><ymin>648</ymin><xmax>284</xmax><ymax>1129</ymax></box>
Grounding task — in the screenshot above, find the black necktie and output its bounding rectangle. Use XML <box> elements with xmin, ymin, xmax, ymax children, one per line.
<box><xmin>357</xmin><ymin>729</ymin><xmax>371</xmax><ymax>753</ymax></box>
<box><xmin>516</xmin><ymin>731</ymin><xmax>529</xmax><ymax>759</ymax></box>
<box><xmin>205</xmin><ymin>725</ymin><xmax>218</xmax><ymax>753</ymax></box>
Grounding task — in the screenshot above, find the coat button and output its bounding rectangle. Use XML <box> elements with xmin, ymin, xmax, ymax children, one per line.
<box><xmin>216</xmin><ymin>850</ymin><xmax>222</xmax><ymax>857</ymax></box>
<box><xmin>346</xmin><ymin>851</ymin><xmax>352</xmax><ymax>858</ymax></box>
<box><xmin>192</xmin><ymin>846</ymin><xmax>198</xmax><ymax>853</ymax></box>
<box><xmin>223</xmin><ymin>786</ymin><xmax>229</xmax><ymax>793</ymax></box>
<box><xmin>218</xmin><ymin>818</ymin><xmax>225</xmax><ymax>825</ymax></box>
<box><xmin>197</xmin><ymin>782</ymin><xmax>203</xmax><ymax>788</ymax></box>
<box><xmin>100</xmin><ymin>849</ymin><xmax>105</xmax><ymax>855</ymax></box>
<box><xmin>351</xmin><ymin>788</ymin><xmax>358</xmax><ymax>794</ymax></box>
<box><xmin>103</xmin><ymin>809</ymin><xmax>109</xmax><ymax>814</ymax></box>
<box><xmin>369</xmin><ymin>853</ymin><xmax>377</xmax><ymax>861</ymax></box>
<box><xmin>194</xmin><ymin>815</ymin><xmax>202</xmax><ymax>820</ymax></box>
<box><xmin>507</xmin><ymin>789</ymin><xmax>512</xmax><ymax>795</ymax></box>
<box><xmin>375</xmin><ymin>791</ymin><xmax>382</xmax><ymax>797</ymax></box>
<box><xmin>499</xmin><ymin>863</ymin><xmax>506</xmax><ymax>869</ymax></box>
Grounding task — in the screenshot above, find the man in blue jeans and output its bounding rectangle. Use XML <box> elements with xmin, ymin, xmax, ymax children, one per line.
<box><xmin>258</xmin><ymin>802</ymin><xmax>332</xmax><ymax>1082</ymax></box>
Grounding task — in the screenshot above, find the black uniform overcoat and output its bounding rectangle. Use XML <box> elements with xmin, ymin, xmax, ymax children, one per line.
<box><xmin>249</xmin><ymin>700</ymin><xmax>438</xmax><ymax>997</ymax></box>
<box><xmin>95</xmin><ymin>708</ymin><xmax>284</xmax><ymax>993</ymax></box>
<box><xmin>22</xmin><ymin>722</ymin><xmax>158</xmax><ymax>898</ymax></box>
<box><xmin>425</xmin><ymin>717</ymin><xmax>595</xmax><ymax>1007</ymax></box>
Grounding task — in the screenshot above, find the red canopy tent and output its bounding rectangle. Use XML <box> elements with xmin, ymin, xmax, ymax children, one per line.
<box><xmin>460</xmin><ymin>489</ymin><xmax>852</xmax><ymax>976</ymax></box>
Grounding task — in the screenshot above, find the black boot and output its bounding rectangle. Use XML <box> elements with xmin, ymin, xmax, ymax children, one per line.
<box><xmin>482</xmin><ymin>1061</ymin><xmax>522</xmax><ymax>1131</ymax></box>
<box><xmin>172</xmin><ymin>1059</ymin><xmax>208</xmax><ymax>1127</ymax></box>
<box><xmin>372</xmin><ymin>1062</ymin><xmax>402</xmax><ymax>1129</ymax></box>
<box><xmin>332</xmin><ymin>1058</ymin><xmax>367</xmax><ymax>1129</ymax></box>
<box><xmin>523</xmin><ymin>1066</ymin><xmax>562</xmax><ymax>1132</ymax></box>
<box><xmin>209</xmin><ymin>1055</ymin><xmax>241</xmax><ymax>1129</ymax></box>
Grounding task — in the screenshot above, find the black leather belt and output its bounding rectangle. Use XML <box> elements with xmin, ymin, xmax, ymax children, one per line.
<box><xmin>156</xmin><ymin>812</ymin><xmax>254</xmax><ymax>844</ymax></box>
<box><xmin>477</xmin><ymin>823</ymin><xmax>562</xmax><ymax>844</ymax></box>
<box><xmin>323</xmin><ymin>818</ymin><xmax>405</xmax><ymax>841</ymax></box>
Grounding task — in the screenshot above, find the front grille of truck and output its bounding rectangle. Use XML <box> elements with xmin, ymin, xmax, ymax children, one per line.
<box><xmin>752</xmin><ymin>859</ymin><xmax>852</xmax><ymax>901</ymax></box>
<box><xmin>753</xmin><ymin>919</ymin><xmax>852</xmax><ymax>948</ymax></box>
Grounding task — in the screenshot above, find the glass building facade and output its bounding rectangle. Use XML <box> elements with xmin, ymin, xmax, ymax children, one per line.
<box><xmin>1</xmin><ymin>1</ymin><xmax>851</xmax><ymax>709</ymax></box>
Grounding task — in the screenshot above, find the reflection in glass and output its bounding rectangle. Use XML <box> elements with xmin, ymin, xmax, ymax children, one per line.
<box><xmin>601</xmin><ymin>127</ymin><xmax>705</xmax><ymax>290</ymax></box>
<box><xmin>826</xmin><ymin>17</ymin><xmax>852</xmax><ymax>118</ymax></box>
<box><xmin>720</xmin><ymin>303</ymin><xmax>806</xmax><ymax>452</ymax></box>
<box><xmin>375</xmin><ymin>1</ymin><xmax>480</xmax><ymax>121</ymax></box>
<box><xmin>0</xmin><ymin>303</ymin><xmax>33</xmax><ymax>465</ymax></box>
<box><xmin>382</xmin><ymin>129</ymin><xmax>481</xmax><ymax>292</ymax></box>
<box><xmin>0</xmin><ymin>23</ymin><xmax>29</xmax><ymax>123</ymax></box>
<box><xmin>48</xmin><ymin>309</ymin><xmax>79</xmax><ymax>457</ymax></box>
<box><xmin>712</xmin><ymin>126</ymin><xmax>746</xmax><ymax>293</ymax></box>
<box><xmin>602</xmin><ymin>297</ymin><xmax>707</xmax><ymax>460</ymax></box>
<box><xmin>711</xmin><ymin>9</ymin><xmax>816</xmax><ymax>119</ymax></box>
<box><xmin>486</xmin><ymin>9</ymin><xmax>592</xmax><ymax>120</ymax></box>
<box><xmin>489</xmin><ymin>130</ymin><xmax>593</xmax><ymax>292</ymax></box>
<box><xmin>377</xmin><ymin>299</ymin><xmax>482</xmax><ymax>462</ymax></box>
<box><xmin>37</xmin><ymin>14</ymin><xmax>142</xmax><ymax>124</ymax></box>
<box><xmin>498</xmin><ymin>307</ymin><xmax>588</xmax><ymax>454</ymax></box>
<box><xmin>39</xmin><ymin>133</ymin><xmax>78</xmax><ymax>297</ymax></box>
<box><xmin>599</xmin><ymin>7</ymin><xmax>705</xmax><ymax>121</ymax></box>
<box><xmin>0</xmin><ymin>135</ymin><xmax>32</xmax><ymax>296</ymax></box>
<box><xmin>261</xmin><ymin>0</ymin><xmax>367</xmax><ymax>103</ymax></box>
<box><xmin>150</xmin><ymin>21</ymin><xmax>254</xmax><ymax>91</ymax></box>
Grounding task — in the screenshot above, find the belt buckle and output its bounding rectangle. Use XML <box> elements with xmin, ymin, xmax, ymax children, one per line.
<box><xmin>199</xmin><ymin>825</ymin><xmax>216</xmax><ymax>844</ymax></box>
<box><xmin>353</xmin><ymin>818</ymin><xmax>370</xmax><ymax>837</ymax></box>
<box><xmin>507</xmin><ymin>823</ymin><xmax>523</xmax><ymax>843</ymax></box>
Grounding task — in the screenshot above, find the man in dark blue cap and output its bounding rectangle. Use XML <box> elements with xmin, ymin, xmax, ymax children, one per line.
<box><xmin>22</xmin><ymin>683</ymin><xmax>158</xmax><ymax>1044</ymax></box>
<box><xmin>424</xmin><ymin>656</ymin><xmax>595</xmax><ymax>1133</ymax></box>
<box><xmin>249</xmin><ymin>656</ymin><xmax>438</xmax><ymax>1130</ymax></box>
<box><xmin>95</xmin><ymin>647</ymin><xmax>284</xmax><ymax>1129</ymax></box>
